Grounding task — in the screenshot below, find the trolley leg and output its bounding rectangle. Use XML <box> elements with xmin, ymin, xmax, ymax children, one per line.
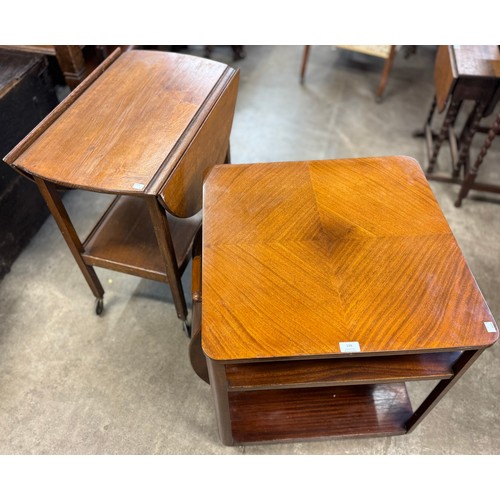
<box><xmin>147</xmin><ymin>197</ymin><xmax>188</xmax><ymax>324</ymax></box>
<box><xmin>34</xmin><ymin>178</ymin><xmax>105</xmax><ymax>311</ymax></box>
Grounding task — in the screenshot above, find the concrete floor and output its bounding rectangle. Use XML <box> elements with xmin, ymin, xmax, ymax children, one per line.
<box><xmin>1</xmin><ymin>45</ymin><xmax>499</xmax><ymax>455</ymax></box>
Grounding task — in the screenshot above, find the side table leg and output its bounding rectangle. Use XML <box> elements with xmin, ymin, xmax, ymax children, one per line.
<box><xmin>207</xmin><ymin>358</ymin><xmax>234</xmax><ymax>445</ymax></box>
<box><xmin>34</xmin><ymin>178</ymin><xmax>105</xmax><ymax>302</ymax></box>
<box><xmin>147</xmin><ymin>197</ymin><xmax>188</xmax><ymax>323</ymax></box>
<box><xmin>427</xmin><ymin>99</ymin><xmax>460</xmax><ymax>173</ymax></box>
<box><xmin>455</xmin><ymin>111</ymin><xmax>500</xmax><ymax>207</ymax></box>
<box><xmin>454</xmin><ymin>101</ymin><xmax>486</xmax><ymax>178</ymax></box>
<box><xmin>405</xmin><ymin>349</ymin><xmax>483</xmax><ymax>433</ymax></box>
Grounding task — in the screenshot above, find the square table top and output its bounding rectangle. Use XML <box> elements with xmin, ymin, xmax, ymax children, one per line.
<box><xmin>201</xmin><ymin>156</ymin><xmax>498</xmax><ymax>362</ymax></box>
<box><xmin>9</xmin><ymin>50</ymin><xmax>234</xmax><ymax>195</ymax></box>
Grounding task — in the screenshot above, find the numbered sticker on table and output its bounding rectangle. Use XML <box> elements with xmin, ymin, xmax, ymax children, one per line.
<box><xmin>484</xmin><ymin>322</ymin><xmax>497</xmax><ymax>333</ymax></box>
<box><xmin>339</xmin><ymin>341</ymin><xmax>360</xmax><ymax>353</ymax></box>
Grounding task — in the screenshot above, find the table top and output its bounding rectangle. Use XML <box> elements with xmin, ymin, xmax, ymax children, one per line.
<box><xmin>451</xmin><ymin>45</ymin><xmax>500</xmax><ymax>79</ymax></box>
<box><xmin>201</xmin><ymin>157</ymin><xmax>498</xmax><ymax>362</ymax></box>
<box><xmin>8</xmin><ymin>50</ymin><xmax>234</xmax><ymax>195</ymax></box>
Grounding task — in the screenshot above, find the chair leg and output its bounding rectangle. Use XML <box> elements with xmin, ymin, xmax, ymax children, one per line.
<box><xmin>375</xmin><ymin>45</ymin><xmax>396</xmax><ymax>102</ymax></box>
<box><xmin>300</xmin><ymin>45</ymin><xmax>310</xmax><ymax>84</ymax></box>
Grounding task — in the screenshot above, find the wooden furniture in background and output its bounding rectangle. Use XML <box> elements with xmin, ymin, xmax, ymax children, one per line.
<box><xmin>0</xmin><ymin>49</ymin><xmax>58</xmax><ymax>279</ymax></box>
<box><xmin>423</xmin><ymin>45</ymin><xmax>500</xmax><ymax>190</ymax></box>
<box><xmin>455</xmin><ymin>111</ymin><xmax>500</xmax><ymax>207</ymax></box>
<box><xmin>200</xmin><ymin>156</ymin><xmax>498</xmax><ymax>445</ymax></box>
<box><xmin>300</xmin><ymin>45</ymin><xmax>397</xmax><ymax>101</ymax></box>
<box><xmin>3</xmin><ymin>49</ymin><xmax>239</xmax><ymax>334</ymax></box>
<box><xmin>0</xmin><ymin>45</ymin><xmax>136</xmax><ymax>89</ymax></box>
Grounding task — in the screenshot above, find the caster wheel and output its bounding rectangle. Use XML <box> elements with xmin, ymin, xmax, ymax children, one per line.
<box><xmin>183</xmin><ymin>321</ymin><xmax>192</xmax><ymax>338</ymax></box>
<box><xmin>95</xmin><ymin>298</ymin><xmax>104</xmax><ymax>316</ymax></box>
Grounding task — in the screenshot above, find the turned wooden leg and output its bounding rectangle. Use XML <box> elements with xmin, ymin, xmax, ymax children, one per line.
<box><xmin>425</xmin><ymin>95</ymin><xmax>437</xmax><ymax>127</ymax></box>
<box><xmin>454</xmin><ymin>101</ymin><xmax>486</xmax><ymax>177</ymax></box>
<box><xmin>375</xmin><ymin>45</ymin><xmax>396</xmax><ymax>102</ymax></box>
<box><xmin>455</xmin><ymin>112</ymin><xmax>500</xmax><ymax>207</ymax></box>
<box><xmin>300</xmin><ymin>45</ymin><xmax>310</xmax><ymax>84</ymax></box>
<box><xmin>427</xmin><ymin>98</ymin><xmax>460</xmax><ymax>173</ymax></box>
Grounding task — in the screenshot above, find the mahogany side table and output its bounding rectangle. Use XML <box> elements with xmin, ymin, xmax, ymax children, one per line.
<box><xmin>3</xmin><ymin>49</ymin><xmax>239</xmax><ymax>334</ymax></box>
<box><xmin>200</xmin><ymin>156</ymin><xmax>498</xmax><ymax>445</ymax></box>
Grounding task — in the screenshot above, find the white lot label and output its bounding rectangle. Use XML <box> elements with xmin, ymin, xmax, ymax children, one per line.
<box><xmin>133</xmin><ymin>183</ymin><xmax>145</xmax><ymax>190</ymax></box>
<box><xmin>339</xmin><ymin>341</ymin><xmax>360</xmax><ymax>353</ymax></box>
<box><xmin>484</xmin><ymin>322</ymin><xmax>497</xmax><ymax>333</ymax></box>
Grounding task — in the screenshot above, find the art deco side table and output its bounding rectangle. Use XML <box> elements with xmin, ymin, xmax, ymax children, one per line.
<box><xmin>3</xmin><ymin>49</ymin><xmax>239</xmax><ymax>334</ymax></box>
<box><xmin>200</xmin><ymin>156</ymin><xmax>498</xmax><ymax>445</ymax></box>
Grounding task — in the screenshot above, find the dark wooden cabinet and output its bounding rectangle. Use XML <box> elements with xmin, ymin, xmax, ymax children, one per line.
<box><xmin>0</xmin><ymin>49</ymin><xmax>58</xmax><ymax>279</ymax></box>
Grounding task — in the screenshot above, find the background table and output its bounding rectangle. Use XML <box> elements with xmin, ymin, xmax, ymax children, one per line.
<box><xmin>3</xmin><ymin>49</ymin><xmax>239</xmax><ymax>332</ymax></box>
<box><xmin>201</xmin><ymin>156</ymin><xmax>498</xmax><ymax>445</ymax></box>
<box><xmin>423</xmin><ymin>45</ymin><xmax>500</xmax><ymax>188</ymax></box>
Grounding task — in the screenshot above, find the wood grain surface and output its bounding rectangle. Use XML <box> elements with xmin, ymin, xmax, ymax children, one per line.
<box><xmin>229</xmin><ymin>383</ymin><xmax>413</xmax><ymax>443</ymax></box>
<box><xmin>11</xmin><ymin>50</ymin><xmax>234</xmax><ymax>195</ymax></box>
<box><xmin>202</xmin><ymin>157</ymin><xmax>498</xmax><ymax>362</ymax></box>
<box><xmin>225</xmin><ymin>352</ymin><xmax>461</xmax><ymax>390</ymax></box>
<box><xmin>434</xmin><ymin>45</ymin><xmax>456</xmax><ymax>112</ymax></box>
<box><xmin>82</xmin><ymin>195</ymin><xmax>201</xmax><ymax>281</ymax></box>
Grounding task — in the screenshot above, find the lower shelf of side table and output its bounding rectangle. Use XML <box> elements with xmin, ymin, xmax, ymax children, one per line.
<box><xmin>228</xmin><ymin>383</ymin><xmax>413</xmax><ymax>444</ymax></box>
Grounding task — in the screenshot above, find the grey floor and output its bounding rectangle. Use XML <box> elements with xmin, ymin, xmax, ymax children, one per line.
<box><xmin>1</xmin><ymin>45</ymin><xmax>499</xmax><ymax>455</ymax></box>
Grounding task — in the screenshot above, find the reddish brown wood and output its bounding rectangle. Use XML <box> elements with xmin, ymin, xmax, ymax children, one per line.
<box><xmin>189</xmin><ymin>305</ymin><xmax>208</xmax><ymax>383</ymax></box>
<box><xmin>202</xmin><ymin>158</ymin><xmax>497</xmax><ymax>362</ymax></box>
<box><xmin>3</xmin><ymin>48</ymin><xmax>121</xmax><ymax>166</ymax></box>
<box><xmin>53</xmin><ymin>45</ymin><xmax>87</xmax><ymax>90</ymax></box>
<box><xmin>189</xmin><ymin>229</ymin><xmax>209</xmax><ymax>383</ymax></box>
<box><xmin>455</xmin><ymin>111</ymin><xmax>500</xmax><ymax>207</ymax></box>
<box><xmin>425</xmin><ymin>45</ymin><xmax>500</xmax><ymax>187</ymax></box>
<box><xmin>454</xmin><ymin>100</ymin><xmax>486</xmax><ymax>176</ymax></box>
<box><xmin>159</xmin><ymin>70</ymin><xmax>240</xmax><ymax>217</ymax></box>
<box><xmin>202</xmin><ymin>157</ymin><xmax>497</xmax><ymax>445</ymax></box>
<box><xmin>82</xmin><ymin>196</ymin><xmax>201</xmax><ymax>281</ymax></box>
<box><xmin>405</xmin><ymin>349</ymin><xmax>483</xmax><ymax>432</ymax></box>
<box><xmin>4</xmin><ymin>50</ymin><xmax>238</xmax><ymax>322</ymax></box>
<box><xmin>300</xmin><ymin>45</ymin><xmax>310</xmax><ymax>84</ymax></box>
<box><xmin>229</xmin><ymin>384</ymin><xmax>413</xmax><ymax>444</ymax></box>
<box><xmin>434</xmin><ymin>45</ymin><xmax>456</xmax><ymax>113</ymax></box>
<box><xmin>375</xmin><ymin>45</ymin><xmax>396</xmax><ymax>100</ymax></box>
<box><xmin>34</xmin><ymin>178</ymin><xmax>104</xmax><ymax>300</ymax></box>
<box><xmin>12</xmin><ymin>50</ymin><xmax>236</xmax><ymax>197</ymax></box>
<box><xmin>427</xmin><ymin>99</ymin><xmax>460</xmax><ymax>173</ymax></box>
<box><xmin>147</xmin><ymin>197</ymin><xmax>188</xmax><ymax>321</ymax></box>
<box><xmin>207</xmin><ymin>359</ymin><xmax>233</xmax><ymax>445</ymax></box>
<box><xmin>225</xmin><ymin>352</ymin><xmax>461</xmax><ymax>391</ymax></box>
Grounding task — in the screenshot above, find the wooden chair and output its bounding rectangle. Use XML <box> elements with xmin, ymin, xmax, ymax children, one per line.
<box><xmin>300</xmin><ymin>45</ymin><xmax>397</xmax><ymax>101</ymax></box>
